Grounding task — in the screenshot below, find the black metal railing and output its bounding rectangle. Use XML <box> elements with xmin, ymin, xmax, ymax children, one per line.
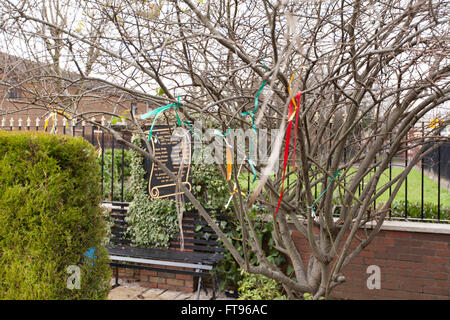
<box><xmin>1</xmin><ymin>120</ymin><xmax>448</xmax><ymax>223</ymax></box>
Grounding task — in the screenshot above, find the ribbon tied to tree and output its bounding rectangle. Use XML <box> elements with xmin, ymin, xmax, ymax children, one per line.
<box><xmin>213</xmin><ymin>128</ymin><xmax>233</xmax><ymax>181</ymax></box>
<box><xmin>140</xmin><ymin>96</ymin><xmax>182</xmax><ymax>142</ymax></box>
<box><xmin>44</xmin><ymin>107</ymin><xmax>71</xmax><ymax>133</ymax></box>
<box><xmin>274</xmin><ymin>91</ymin><xmax>301</xmax><ymax>215</ymax></box>
<box><xmin>240</xmin><ymin>57</ymin><xmax>268</xmax><ymax>183</ymax></box>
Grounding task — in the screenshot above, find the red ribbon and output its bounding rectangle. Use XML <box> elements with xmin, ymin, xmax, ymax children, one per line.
<box><xmin>292</xmin><ymin>92</ymin><xmax>301</xmax><ymax>168</ymax></box>
<box><xmin>275</xmin><ymin>92</ymin><xmax>301</xmax><ymax>215</ymax></box>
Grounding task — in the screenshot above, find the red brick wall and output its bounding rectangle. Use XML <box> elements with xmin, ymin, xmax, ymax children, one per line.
<box><xmin>111</xmin><ymin>223</ymin><xmax>449</xmax><ymax>298</ymax></box>
<box><xmin>292</xmin><ymin>228</ymin><xmax>450</xmax><ymax>300</ymax></box>
<box><xmin>112</xmin><ymin>265</ymin><xmax>196</xmax><ymax>293</ymax></box>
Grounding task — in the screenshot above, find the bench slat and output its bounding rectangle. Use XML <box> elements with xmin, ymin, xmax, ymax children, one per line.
<box><xmin>169</xmin><ymin>244</ymin><xmax>226</xmax><ymax>253</ymax></box>
<box><xmin>107</xmin><ymin>244</ymin><xmax>224</xmax><ymax>264</ymax></box>
<box><xmin>170</xmin><ymin>237</ymin><xmax>221</xmax><ymax>246</ymax></box>
<box><xmin>110</xmin><ymin>262</ymin><xmax>212</xmax><ymax>277</ymax></box>
<box><xmin>109</xmin><ymin>255</ymin><xmax>213</xmax><ymax>270</ymax></box>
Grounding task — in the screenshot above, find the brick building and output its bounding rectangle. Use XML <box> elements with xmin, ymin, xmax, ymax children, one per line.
<box><xmin>0</xmin><ymin>52</ymin><xmax>149</xmax><ymax>128</ymax></box>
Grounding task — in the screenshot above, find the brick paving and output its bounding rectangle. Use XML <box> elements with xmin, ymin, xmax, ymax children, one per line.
<box><xmin>108</xmin><ymin>279</ymin><xmax>235</xmax><ymax>300</ymax></box>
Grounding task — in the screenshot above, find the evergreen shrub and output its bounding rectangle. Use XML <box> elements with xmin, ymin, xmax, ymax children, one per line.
<box><xmin>0</xmin><ymin>131</ymin><xmax>111</xmax><ymax>299</ymax></box>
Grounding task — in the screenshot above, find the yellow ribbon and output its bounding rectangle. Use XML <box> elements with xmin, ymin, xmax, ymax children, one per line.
<box><xmin>287</xmin><ymin>72</ymin><xmax>299</xmax><ymax>122</ymax></box>
<box><xmin>230</xmin><ymin>185</ymin><xmax>246</xmax><ymax>198</ymax></box>
<box><xmin>225</xmin><ymin>164</ymin><xmax>246</xmax><ymax>209</ymax></box>
<box><xmin>44</xmin><ymin>108</ymin><xmax>72</xmax><ymax>133</ymax></box>
<box><xmin>429</xmin><ymin>117</ymin><xmax>443</xmax><ymax>128</ymax></box>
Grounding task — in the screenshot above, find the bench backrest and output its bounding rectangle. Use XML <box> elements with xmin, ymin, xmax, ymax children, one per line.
<box><xmin>108</xmin><ymin>203</ymin><xmax>228</xmax><ymax>255</ymax></box>
<box><xmin>109</xmin><ymin>204</ymin><xmax>130</xmax><ymax>245</ymax></box>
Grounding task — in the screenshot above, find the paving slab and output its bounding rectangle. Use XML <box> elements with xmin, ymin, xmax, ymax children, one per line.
<box><xmin>140</xmin><ymin>288</ymin><xmax>167</xmax><ymax>300</ymax></box>
<box><xmin>157</xmin><ymin>290</ymin><xmax>184</xmax><ymax>300</ymax></box>
<box><xmin>108</xmin><ymin>281</ymin><xmax>235</xmax><ymax>300</ymax></box>
<box><xmin>174</xmin><ymin>292</ymin><xmax>195</xmax><ymax>300</ymax></box>
<box><xmin>188</xmin><ymin>291</ymin><xmax>210</xmax><ymax>300</ymax></box>
<box><xmin>108</xmin><ymin>286</ymin><xmax>142</xmax><ymax>300</ymax></box>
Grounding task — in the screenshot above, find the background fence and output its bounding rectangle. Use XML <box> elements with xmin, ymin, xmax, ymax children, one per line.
<box><xmin>1</xmin><ymin>119</ymin><xmax>448</xmax><ymax>223</ymax></box>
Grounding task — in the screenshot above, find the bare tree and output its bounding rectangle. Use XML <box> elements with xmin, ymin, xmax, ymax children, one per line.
<box><xmin>0</xmin><ymin>0</ymin><xmax>449</xmax><ymax>299</ymax></box>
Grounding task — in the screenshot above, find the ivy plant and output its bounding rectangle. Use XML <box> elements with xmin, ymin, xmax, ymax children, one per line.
<box><xmin>214</xmin><ymin>208</ymin><xmax>290</xmax><ymax>292</ymax></box>
<box><xmin>124</xmin><ymin>135</ymin><xmax>179</xmax><ymax>248</ymax></box>
<box><xmin>189</xmin><ymin>162</ymin><xmax>233</xmax><ymax>212</ymax></box>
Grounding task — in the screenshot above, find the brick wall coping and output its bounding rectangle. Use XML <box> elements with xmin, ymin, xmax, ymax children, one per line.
<box><xmin>288</xmin><ymin>218</ymin><xmax>450</xmax><ymax>235</ymax></box>
<box><xmin>365</xmin><ymin>220</ymin><xmax>450</xmax><ymax>234</ymax></box>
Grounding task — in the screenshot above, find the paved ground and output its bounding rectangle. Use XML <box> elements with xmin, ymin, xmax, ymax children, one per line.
<box><xmin>108</xmin><ymin>279</ymin><xmax>235</xmax><ymax>300</ymax></box>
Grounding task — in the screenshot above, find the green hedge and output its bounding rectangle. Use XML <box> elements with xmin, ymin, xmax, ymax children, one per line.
<box><xmin>390</xmin><ymin>200</ymin><xmax>450</xmax><ymax>221</ymax></box>
<box><xmin>0</xmin><ymin>132</ymin><xmax>111</xmax><ymax>299</ymax></box>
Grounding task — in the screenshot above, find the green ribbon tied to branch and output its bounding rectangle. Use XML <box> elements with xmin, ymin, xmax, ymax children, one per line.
<box><xmin>241</xmin><ymin>79</ymin><xmax>267</xmax><ymax>134</ymax></box>
<box><xmin>140</xmin><ymin>96</ymin><xmax>181</xmax><ymax>142</ymax></box>
<box><xmin>241</xmin><ymin>57</ymin><xmax>268</xmax><ymax>183</ymax></box>
<box><xmin>213</xmin><ymin>128</ymin><xmax>232</xmax><ymax>148</ymax></box>
<box><xmin>183</xmin><ymin>120</ymin><xmax>195</xmax><ymax>133</ymax></box>
<box><xmin>311</xmin><ymin>170</ymin><xmax>341</xmax><ymax>213</ymax></box>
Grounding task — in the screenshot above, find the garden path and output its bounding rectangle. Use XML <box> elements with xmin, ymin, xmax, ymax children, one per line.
<box><xmin>108</xmin><ymin>280</ymin><xmax>234</xmax><ymax>300</ymax></box>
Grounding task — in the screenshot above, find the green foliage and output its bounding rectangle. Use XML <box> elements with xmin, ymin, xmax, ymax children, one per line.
<box><xmin>237</xmin><ymin>270</ymin><xmax>287</xmax><ymax>300</ymax></box>
<box><xmin>124</xmin><ymin>135</ymin><xmax>179</xmax><ymax>247</ymax></box>
<box><xmin>302</xmin><ymin>292</ymin><xmax>324</xmax><ymax>300</ymax></box>
<box><xmin>156</xmin><ymin>87</ymin><xmax>165</xmax><ymax>96</ymax></box>
<box><xmin>126</xmin><ymin>195</ymin><xmax>179</xmax><ymax>247</ymax></box>
<box><xmin>390</xmin><ymin>200</ymin><xmax>450</xmax><ymax>221</ymax></box>
<box><xmin>97</xmin><ymin>148</ymin><xmax>133</xmax><ymax>202</ymax></box>
<box><xmin>187</xmin><ymin>162</ymin><xmax>289</xmax><ymax>293</ymax></box>
<box><xmin>0</xmin><ymin>131</ymin><xmax>111</xmax><ymax>299</ymax></box>
<box><xmin>348</xmin><ymin>167</ymin><xmax>450</xmax><ymax>206</ymax></box>
<box><xmin>122</xmin><ymin>139</ymin><xmax>288</xmax><ymax>292</ymax></box>
<box><xmin>215</xmin><ymin>207</ymin><xmax>288</xmax><ymax>292</ymax></box>
<box><xmin>186</xmin><ymin>162</ymin><xmax>237</xmax><ymax>289</ymax></box>
<box><xmin>189</xmin><ymin>162</ymin><xmax>233</xmax><ymax>212</ymax></box>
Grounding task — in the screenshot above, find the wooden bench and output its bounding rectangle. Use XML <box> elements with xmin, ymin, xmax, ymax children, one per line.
<box><xmin>106</xmin><ymin>202</ymin><xmax>228</xmax><ymax>299</ymax></box>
